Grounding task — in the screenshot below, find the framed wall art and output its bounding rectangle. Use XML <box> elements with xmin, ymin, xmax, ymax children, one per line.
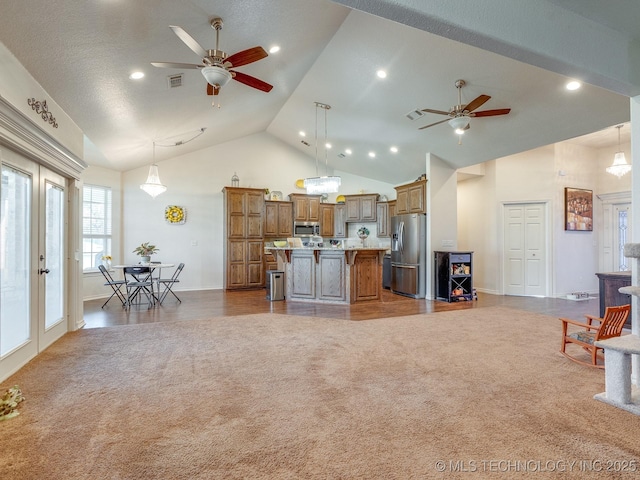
<box><xmin>564</xmin><ymin>187</ymin><xmax>593</xmax><ymax>231</ymax></box>
<box><xmin>165</xmin><ymin>205</ymin><xmax>186</xmax><ymax>225</ymax></box>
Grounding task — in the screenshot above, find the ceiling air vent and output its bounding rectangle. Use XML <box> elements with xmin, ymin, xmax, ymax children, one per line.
<box><xmin>337</xmin><ymin>153</ymin><xmax>346</xmax><ymax>158</ymax></box>
<box><xmin>405</xmin><ymin>109</ymin><xmax>424</xmax><ymax>121</ymax></box>
<box><xmin>167</xmin><ymin>74</ymin><xmax>183</xmax><ymax>89</ymax></box>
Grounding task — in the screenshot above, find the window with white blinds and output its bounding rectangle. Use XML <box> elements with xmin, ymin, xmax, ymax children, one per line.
<box><xmin>82</xmin><ymin>184</ymin><xmax>112</xmax><ymax>271</ymax></box>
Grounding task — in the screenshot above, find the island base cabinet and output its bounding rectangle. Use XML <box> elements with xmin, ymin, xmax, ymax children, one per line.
<box><xmin>290</xmin><ymin>253</ymin><xmax>316</xmax><ymax>299</ymax></box>
<box><xmin>289</xmin><ymin>251</ymin><xmax>347</xmax><ymax>302</ymax></box>
<box><xmin>318</xmin><ymin>254</ymin><xmax>347</xmax><ymax>302</ymax></box>
<box><xmin>353</xmin><ymin>251</ymin><xmax>382</xmax><ymax>301</ymax></box>
<box><xmin>276</xmin><ymin>248</ymin><xmax>386</xmax><ymax>304</ymax></box>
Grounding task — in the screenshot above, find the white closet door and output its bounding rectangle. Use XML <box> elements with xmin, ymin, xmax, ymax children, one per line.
<box><xmin>504</xmin><ymin>203</ymin><xmax>548</xmax><ymax>296</ymax></box>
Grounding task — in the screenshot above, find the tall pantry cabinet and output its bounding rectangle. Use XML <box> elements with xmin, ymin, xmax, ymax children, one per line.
<box><xmin>223</xmin><ymin>187</ymin><xmax>265</xmax><ymax>290</ymax></box>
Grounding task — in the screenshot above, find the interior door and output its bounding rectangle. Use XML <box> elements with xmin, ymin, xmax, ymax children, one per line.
<box><xmin>503</xmin><ymin>203</ymin><xmax>548</xmax><ymax>296</ymax></box>
<box><xmin>0</xmin><ymin>150</ymin><xmax>67</xmax><ymax>378</ymax></box>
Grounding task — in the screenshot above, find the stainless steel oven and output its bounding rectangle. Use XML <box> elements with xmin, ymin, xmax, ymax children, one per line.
<box><xmin>293</xmin><ymin>221</ymin><xmax>320</xmax><ymax>237</ymax></box>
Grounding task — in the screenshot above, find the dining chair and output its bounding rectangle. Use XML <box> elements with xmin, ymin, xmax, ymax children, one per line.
<box><xmin>123</xmin><ymin>266</ymin><xmax>154</xmax><ymax>308</ymax></box>
<box><xmin>157</xmin><ymin>263</ymin><xmax>185</xmax><ymax>304</ymax></box>
<box><xmin>98</xmin><ymin>265</ymin><xmax>127</xmax><ymax>308</ymax></box>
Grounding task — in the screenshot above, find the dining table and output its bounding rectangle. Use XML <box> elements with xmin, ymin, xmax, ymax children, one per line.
<box><xmin>113</xmin><ymin>263</ymin><xmax>175</xmax><ymax>306</ymax></box>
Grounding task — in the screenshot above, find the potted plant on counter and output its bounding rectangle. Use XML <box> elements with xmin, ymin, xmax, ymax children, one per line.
<box><xmin>133</xmin><ymin>242</ymin><xmax>159</xmax><ymax>263</ymax></box>
<box><xmin>357</xmin><ymin>226</ymin><xmax>370</xmax><ymax>247</ymax></box>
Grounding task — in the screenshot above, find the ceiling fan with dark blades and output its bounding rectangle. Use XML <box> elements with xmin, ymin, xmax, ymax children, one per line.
<box><xmin>418</xmin><ymin>79</ymin><xmax>510</xmax><ymax>133</ymax></box>
<box><xmin>152</xmin><ymin>17</ymin><xmax>273</xmax><ymax>97</ymax></box>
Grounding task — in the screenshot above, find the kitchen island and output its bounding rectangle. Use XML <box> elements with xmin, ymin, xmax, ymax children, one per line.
<box><xmin>267</xmin><ymin>247</ymin><xmax>388</xmax><ymax>304</ymax></box>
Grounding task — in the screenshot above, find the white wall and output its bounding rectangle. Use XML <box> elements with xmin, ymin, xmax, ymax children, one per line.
<box><xmin>552</xmin><ymin>142</ymin><xmax>599</xmax><ymax>295</ymax></box>
<box><xmin>458</xmin><ymin>160</ymin><xmax>498</xmax><ymax>294</ymax></box>
<box><xmin>426</xmin><ymin>153</ymin><xmax>458</xmax><ymax>299</ymax></box>
<box><xmin>81</xmin><ymin>166</ymin><xmax>123</xmax><ymax>299</ymax></box>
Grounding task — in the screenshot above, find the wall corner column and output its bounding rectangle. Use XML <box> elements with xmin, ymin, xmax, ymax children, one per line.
<box><xmin>629</xmin><ymin>96</ymin><xmax>640</xmax><ymax>383</ymax></box>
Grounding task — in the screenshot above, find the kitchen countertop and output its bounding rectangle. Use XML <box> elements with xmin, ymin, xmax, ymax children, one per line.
<box><xmin>266</xmin><ymin>246</ymin><xmax>389</xmax><ymax>252</ymax></box>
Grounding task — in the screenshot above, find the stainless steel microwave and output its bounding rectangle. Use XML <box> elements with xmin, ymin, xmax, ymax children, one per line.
<box><xmin>293</xmin><ymin>221</ymin><xmax>320</xmax><ymax>237</ymax></box>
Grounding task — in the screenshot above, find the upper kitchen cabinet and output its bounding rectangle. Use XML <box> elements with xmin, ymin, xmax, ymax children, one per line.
<box><xmin>225</xmin><ymin>187</ymin><xmax>265</xmax><ymax>238</ymax></box>
<box><xmin>264</xmin><ymin>201</ymin><xmax>293</xmax><ymax>238</ymax></box>
<box><xmin>319</xmin><ymin>203</ymin><xmax>335</xmax><ymax>237</ymax></box>
<box><xmin>376</xmin><ymin>202</ymin><xmax>392</xmax><ymax>237</ymax></box>
<box><xmin>394</xmin><ymin>179</ymin><xmax>427</xmax><ymax>215</ymax></box>
<box><xmin>289</xmin><ymin>194</ymin><xmax>321</xmax><ymax>222</ymax></box>
<box><xmin>344</xmin><ymin>194</ymin><xmax>378</xmax><ymax>222</ymax></box>
<box><xmin>334</xmin><ymin>203</ymin><xmax>347</xmax><ymax>238</ymax></box>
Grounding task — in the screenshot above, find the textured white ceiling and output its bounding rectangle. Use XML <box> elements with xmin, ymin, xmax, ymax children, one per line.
<box><xmin>0</xmin><ymin>0</ymin><xmax>634</xmax><ymax>184</ymax></box>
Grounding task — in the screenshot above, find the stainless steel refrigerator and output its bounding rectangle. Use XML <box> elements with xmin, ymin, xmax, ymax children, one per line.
<box><xmin>391</xmin><ymin>213</ymin><xmax>427</xmax><ymax>298</ymax></box>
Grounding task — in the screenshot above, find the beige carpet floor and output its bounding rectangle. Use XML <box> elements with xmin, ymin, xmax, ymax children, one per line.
<box><xmin>1</xmin><ymin>306</ymin><xmax>639</xmax><ymax>479</ymax></box>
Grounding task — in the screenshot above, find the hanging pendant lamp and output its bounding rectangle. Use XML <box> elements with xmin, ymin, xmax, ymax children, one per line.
<box><xmin>304</xmin><ymin>102</ymin><xmax>341</xmax><ymax>194</ymax></box>
<box><xmin>606</xmin><ymin>124</ymin><xmax>631</xmax><ymax>178</ymax></box>
<box><xmin>140</xmin><ymin>142</ymin><xmax>167</xmax><ymax>198</ymax></box>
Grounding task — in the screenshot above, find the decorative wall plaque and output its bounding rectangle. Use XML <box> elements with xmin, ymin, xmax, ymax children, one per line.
<box><xmin>27</xmin><ymin>98</ymin><xmax>58</xmax><ymax>128</ymax></box>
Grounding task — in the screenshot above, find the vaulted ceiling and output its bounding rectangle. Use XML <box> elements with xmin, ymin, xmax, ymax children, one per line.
<box><xmin>0</xmin><ymin>0</ymin><xmax>635</xmax><ymax>184</ymax></box>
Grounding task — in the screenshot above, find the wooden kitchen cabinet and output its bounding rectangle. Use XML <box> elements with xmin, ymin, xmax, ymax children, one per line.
<box><xmin>376</xmin><ymin>202</ymin><xmax>391</xmax><ymax>237</ymax></box>
<box><xmin>223</xmin><ymin>187</ymin><xmax>265</xmax><ymax>290</ymax></box>
<box><xmin>264</xmin><ymin>200</ymin><xmax>293</xmax><ymax>237</ymax></box>
<box><xmin>352</xmin><ymin>249</ymin><xmax>383</xmax><ymax>302</ymax></box>
<box><xmin>263</xmin><ymin>251</ymin><xmax>278</xmax><ymax>283</ymax></box>
<box><xmin>334</xmin><ymin>203</ymin><xmax>347</xmax><ymax>238</ymax></box>
<box><xmin>226</xmin><ymin>239</ymin><xmax>265</xmax><ymax>289</ymax></box>
<box><xmin>319</xmin><ymin>203</ymin><xmax>335</xmax><ymax>237</ymax></box>
<box><xmin>289</xmin><ymin>194</ymin><xmax>321</xmax><ymax>222</ymax></box>
<box><xmin>225</xmin><ymin>187</ymin><xmax>264</xmax><ymax>239</ymax></box>
<box><xmin>394</xmin><ymin>179</ymin><xmax>427</xmax><ymax>215</ymax></box>
<box><xmin>344</xmin><ymin>194</ymin><xmax>378</xmax><ymax>222</ymax></box>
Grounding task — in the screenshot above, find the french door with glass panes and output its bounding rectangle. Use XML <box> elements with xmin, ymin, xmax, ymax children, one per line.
<box><xmin>1</xmin><ymin>149</ymin><xmax>67</xmax><ymax>379</ymax></box>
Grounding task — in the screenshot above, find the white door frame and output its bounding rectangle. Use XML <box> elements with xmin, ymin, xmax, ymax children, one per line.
<box><xmin>499</xmin><ymin>201</ymin><xmax>552</xmax><ymax>297</ymax></box>
<box><xmin>1</xmin><ymin>152</ymin><xmax>71</xmax><ymax>379</ymax></box>
<box><xmin>597</xmin><ymin>191</ymin><xmax>632</xmax><ymax>272</ymax></box>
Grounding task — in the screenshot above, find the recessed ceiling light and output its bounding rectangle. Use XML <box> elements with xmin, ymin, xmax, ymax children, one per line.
<box><xmin>299</xmin><ymin>131</ymin><xmax>306</xmax><ymax>137</ymax></box>
<box><xmin>376</xmin><ymin>70</ymin><xmax>387</xmax><ymax>79</ymax></box>
<box><xmin>566</xmin><ymin>80</ymin><xmax>581</xmax><ymax>91</ymax></box>
<box><xmin>345</xmin><ymin>149</ymin><xmax>352</xmax><ymax>155</ymax></box>
<box><xmin>269</xmin><ymin>45</ymin><xmax>280</xmax><ymax>54</ymax></box>
<box><xmin>129</xmin><ymin>71</ymin><xmax>145</xmax><ymax>80</ymax></box>
<box><xmin>390</xmin><ymin>146</ymin><xmax>398</xmax><ymax>153</ymax></box>
<box><xmin>325</xmin><ymin>143</ymin><xmax>332</xmax><ymax>149</ymax></box>
<box><xmin>368</xmin><ymin>151</ymin><xmax>376</xmax><ymax>158</ymax></box>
